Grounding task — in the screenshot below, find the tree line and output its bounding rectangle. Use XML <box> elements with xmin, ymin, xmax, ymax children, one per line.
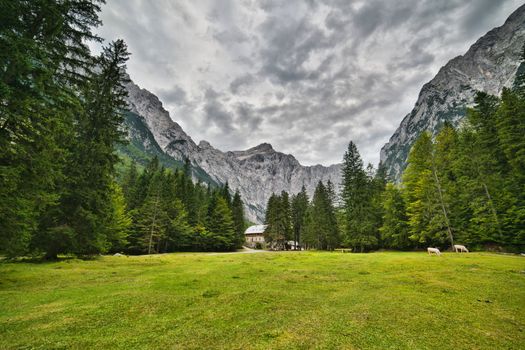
<box><xmin>120</xmin><ymin>158</ymin><xmax>245</xmax><ymax>254</ymax></box>
<box><xmin>0</xmin><ymin>0</ymin><xmax>246</xmax><ymax>258</ymax></box>
<box><xmin>263</xmin><ymin>160</ymin><xmax>385</xmax><ymax>252</ymax></box>
<box><xmin>379</xmin><ymin>49</ymin><xmax>524</xmax><ymax>252</ymax></box>
<box><xmin>1</xmin><ymin>0</ymin><xmax>132</xmax><ymax>258</ymax></box>
<box><xmin>265</xmin><ymin>48</ymin><xmax>525</xmax><ymax>252</ymax></box>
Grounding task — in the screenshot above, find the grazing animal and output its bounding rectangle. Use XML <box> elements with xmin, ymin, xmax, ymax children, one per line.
<box><xmin>453</xmin><ymin>244</ymin><xmax>469</xmax><ymax>253</ymax></box>
<box><xmin>427</xmin><ymin>247</ymin><xmax>441</xmax><ymax>256</ymax></box>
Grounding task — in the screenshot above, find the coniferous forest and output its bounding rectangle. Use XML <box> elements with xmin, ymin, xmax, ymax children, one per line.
<box><xmin>264</xmin><ymin>48</ymin><xmax>525</xmax><ymax>253</ymax></box>
<box><xmin>0</xmin><ymin>1</ymin><xmax>245</xmax><ymax>258</ymax></box>
<box><xmin>1</xmin><ymin>1</ymin><xmax>524</xmax><ymax>259</ymax></box>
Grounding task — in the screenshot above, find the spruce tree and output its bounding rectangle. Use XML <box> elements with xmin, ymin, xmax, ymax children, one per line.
<box><xmin>264</xmin><ymin>193</ymin><xmax>286</xmax><ymax>249</ymax></box>
<box><xmin>134</xmin><ymin>171</ymin><xmax>169</xmax><ymax>254</ymax></box>
<box><xmin>105</xmin><ymin>182</ymin><xmax>131</xmax><ymax>253</ymax></box>
<box><xmin>291</xmin><ymin>186</ymin><xmax>309</xmax><ymax>247</ymax></box>
<box><xmin>280</xmin><ymin>191</ymin><xmax>292</xmax><ymax>242</ymax></box>
<box><xmin>206</xmin><ymin>196</ymin><xmax>236</xmax><ymax>251</ymax></box>
<box><xmin>231</xmin><ymin>191</ymin><xmax>246</xmax><ymax>247</ymax></box>
<box><xmin>165</xmin><ymin>199</ymin><xmax>193</xmax><ymax>252</ymax></box>
<box><xmin>341</xmin><ymin>141</ymin><xmax>377</xmax><ymax>252</ymax></box>
<box><xmin>379</xmin><ymin>184</ymin><xmax>410</xmax><ymax>249</ymax></box>
<box><xmin>403</xmin><ymin>132</ymin><xmax>454</xmax><ymax>248</ymax></box>
<box><xmin>0</xmin><ymin>0</ymin><xmax>103</xmax><ymax>257</ymax></box>
<box><xmin>52</xmin><ymin>40</ymin><xmax>130</xmax><ymax>256</ymax></box>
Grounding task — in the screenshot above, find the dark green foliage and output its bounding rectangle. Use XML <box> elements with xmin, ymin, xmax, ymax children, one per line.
<box><xmin>302</xmin><ymin>181</ymin><xmax>340</xmax><ymax>250</ymax></box>
<box><xmin>264</xmin><ymin>193</ymin><xmax>287</xmax><ymax>249</ymax></box>
<box><xmin>341</xmin><ymin>142</ymin><xmax>378</xmax><ymax>252</ymax></box>
<box><xmin>398</xmin><ymin>73</ymin><xmax>525</xmax><ymax>250</ymax></box>
<box><xmin>379</xmin><ymin>184</ymin><xmax>410</xmax><ymax>249</ymax></box>
<box><xmin>51</xmin><ymin>39</ymin><xmax>130</xmax><ymax>256</ymax></box>
<box><xmin>206</xmin><ymin>197</ymin><xmax>237</xmax><ymax>251</ymax></box>
<box><xmin>232</xmin><ymin>191</ymin><xmax>246</xmax><ymax>247</ymax></box>
<box><xmin>0</xmin><ymin>1</ymin><xmax>138</xmax><ymax>258</ymax></box>
<box><xmin>291</xmin><ymin>186</ymin><xmax>309</xmax><ymax>246</ymax></box>
<box><xmin>402</xmin><ymin>131</ymin><xmax>455</xmax><ymax>248</ymax></box>
<box><xmin>0</xmin><ymin>1</ymin><xmax>245</xmax><ymax>257</ymax></box>
<box><xmin>120</xmin><ymin>158</ymin><xmax>244</xmax><ymax>253</ymax></box>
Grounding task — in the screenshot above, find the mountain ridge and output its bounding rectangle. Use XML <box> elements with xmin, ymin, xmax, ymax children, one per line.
<box><xmin>123</xmin><ymin>79</ymin><xmax>341</xmax><ymax>223</ymax></box>
<box><xmin>380</xmin><ymin>4</ymin><xmax>525</xmax><ymax>180</ymax></box>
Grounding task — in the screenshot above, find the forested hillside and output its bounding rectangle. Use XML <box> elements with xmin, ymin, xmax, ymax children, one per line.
<box><xmin>264</xmin><ymin>51</ymin><xmax>525</xmax><ymax>252</ymax></box>
<box><xmin>0</xmin><ymin>1</ymin><xmax>245</xmax><ymax>258</ymax></box>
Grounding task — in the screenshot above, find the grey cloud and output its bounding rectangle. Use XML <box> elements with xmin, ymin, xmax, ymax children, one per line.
<box><xmin>97</xmin><ymin>0</ymin><xmax>523</xmax><ymax>166</ymax></box>
<box><xmin>204</xmin><ymin>99</ymin><xmax>235</xmax><ymax>133</ymax></box>
<box><xmin>158</xmin><ymin>86</ymin><xmax>188</xmax><ymax>105</ymax></box>
<box><xmin>230</xmin><ymin>74</ymin><xmax>256</xmax><ymax>94</ymax></box>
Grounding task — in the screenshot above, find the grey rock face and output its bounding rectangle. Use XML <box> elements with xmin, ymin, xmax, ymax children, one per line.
<box><xmin>380</xmin><ymin>5</ymin><xmax>525</xmax><ymax>180</ymax></box>
<box><xmin>124</xmin><ymin>81</ymin><xmax>341</xmax><ymax>223</ymax></box>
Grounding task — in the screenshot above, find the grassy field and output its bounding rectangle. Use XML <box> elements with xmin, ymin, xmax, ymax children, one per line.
<box><xmin>1</xmin><ymin>251</ymin><xmax>524</xmax><ymax>349</ymax></box>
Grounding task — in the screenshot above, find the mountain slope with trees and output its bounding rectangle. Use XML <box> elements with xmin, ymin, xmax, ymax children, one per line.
<box><xmin>381</xmin><ymin>4</ymin><xmax>525</xmax><ymax>180</ymax></box>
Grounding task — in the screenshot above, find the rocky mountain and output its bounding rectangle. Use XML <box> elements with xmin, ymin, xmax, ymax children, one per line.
<box><xmin>123</xmin><ymin>80</ymin><xmax>341</xmax><ymax>223</ymax></box>
<box><xmin>381</xmin><ymin>5</ymin><xmax>525</xmax><ymax>180</ymax></box>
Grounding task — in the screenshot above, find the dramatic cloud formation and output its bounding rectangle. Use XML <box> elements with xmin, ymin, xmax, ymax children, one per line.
<box><xmin>95</xmin><ymin>0</ymin><xmax>522</xmax><ymax>166</ymax></box>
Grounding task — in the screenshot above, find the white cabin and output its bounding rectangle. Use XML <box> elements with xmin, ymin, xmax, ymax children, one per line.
<box><xmin>244</xmin><ymin>225</ymin><xmax>267</xmax><ymax>246</ymax></box>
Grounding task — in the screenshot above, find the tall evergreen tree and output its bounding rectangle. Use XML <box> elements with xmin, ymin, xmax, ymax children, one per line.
<box><xmin>291</xmin><ymin>186</ymin><xmax>309</xmax><ymax>247</ymax></box>
<box><xmin>403</xmin><ymin>132</ymin><xmax>454</xmax><ymax>248</ymax></box>
<box><xmin>303</xmin><ymin>181</ymin><xmax>339</xmax><ymax>250</ymax></box>
<box><xmin>48</xmin><ymin>40</ymin><xmax>130</xmax><ymax>256</ymax></box>
<box><xmin>231</xmin><ymin>191</ymin><xmax>246</xmax><ymax>247</ymax></box>
<box><xmin>0</xmin><ymin>0</ymin><xmax>104</xmax><ymax>257</ymax></box>
<box><xmin>134</xmin><ymin>171</ymin><xmax>169</xmax><ymax>254</ymax></box>
<box><xmin>280</xmin><ymin>191</ymin><xmax>292</xmax><ymax>242</ymax></box>
<box><xmin>206</xmin><ymin>196</ymin><xmax>237</xmax><ymax>251</ymax></box>
<box><xmin>341</xmin><ymin>141</ymin><xmax>377</xmax><ymax>252</ymax></box>
<box><xmin>265</xmin><ymin>193</ymin><xmax>287</xmax><ymax>249</ymax></box>
<box><xmin>379</xmin><ymin>184</ymin><xmax>410</xmax><ymax>249</ymax></box>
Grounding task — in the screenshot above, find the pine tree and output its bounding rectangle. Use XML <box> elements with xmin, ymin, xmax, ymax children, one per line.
<box><xmin>497</xmin><ymin>88</ymin><xmax>525</xmax><ymax>185</ymax></box>
<box><xmin>291</xmin><ymin>186</ymin><xmax>309</xmax><ymax>247</ymax></box>
<box><xmin>264</xmin><ymin>193</ymin><xmax>286</xmax><ymax>249</ymax></box>
<box><xmin>165</xmin><ymin>199</ymin><xmax>193</xmax><ymax>252</ymax></box>
<box><xmin>341</xmin><ymin>141</ymin><xmax>377</xmax><ymax>252</ymax></box>
<box><xmin>134</xmin><ymin>171</ymin><xmax>169</xmax><ymax>254</ymax></box>
<box><xmin>231</xmin><ymin>191</ymin><xmax>246</xmax><ymax>247</ymax></box>
<box><xmin>379</xmin><ymin>184</ymin><xmax>410</xmax><ymax>249</ymax></box>
<box><xmin>280</xmin><ymin>191</ymin><xmax>292</xmax><ymax>242</ymax></box>
<box><xmin>0</xmin><ymin>0</ymin><xmax>103</xmax><ymax>257</ymax></box>
<box><xmin>221</xmin><ymin>182</ymin><xmax>232</xmax><ymax>208</ymax></box>
<box><xmin>52</xmin><ymin>40</ymin><xmax>130</xmax><ymax>256</ymax></box>
<box><xmin>455</xmin><ymin>93</ymin><xmax>507</xmax><ymax>245</ymax></box>
<box><xmin>105</xmin><ymin>182</ymin><xmax>131</xmax><ymax>253</ymax></box>
<box><xmin>206</xmin><ymin>196</ymin><xmax>236</xmax><ymax>251</ymax></box>
<box><xmin>403</xmin><ymin>132</ymin><xmax>454</xmax><ymax>248</ymax></box>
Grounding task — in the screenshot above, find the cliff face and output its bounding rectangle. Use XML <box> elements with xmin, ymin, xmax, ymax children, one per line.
<box><xmin>123</xmin><ymin>80</ymin><xmax>341</xmax><ymax>223</ymax></box>
<box><xmin>380</xmin><ymin>5</ymin><xmax>525</xmax><ymax>180</ymax></box>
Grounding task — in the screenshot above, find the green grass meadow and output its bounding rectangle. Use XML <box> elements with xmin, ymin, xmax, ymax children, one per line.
<box><xmin>1</xmin><ymin>251</ymin><xmax>524</xmax><ymax>349</ymax></box>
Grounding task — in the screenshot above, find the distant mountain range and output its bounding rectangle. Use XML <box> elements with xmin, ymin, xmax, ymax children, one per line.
<box><xmin>119</xmin><ymin>4</ymin><xmax>525</xmax><ymax>222</ymax></box>
<box><xmin>120</xmin><ymin>79</ymin><xmax>340</xmax><ymax>223</ymax></box>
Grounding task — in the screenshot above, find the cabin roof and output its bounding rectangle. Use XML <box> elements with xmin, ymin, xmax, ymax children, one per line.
<box><xmin>244</xmin><ymin>224</ymin><xmax>267</xmax><ymax>235</ymax></box>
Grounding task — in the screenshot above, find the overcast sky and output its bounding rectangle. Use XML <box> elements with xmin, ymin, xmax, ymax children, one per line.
<box><xmin>95</xmin><ymin>0</ymin><xmax>523</xmax><ymax>166</ymax></box>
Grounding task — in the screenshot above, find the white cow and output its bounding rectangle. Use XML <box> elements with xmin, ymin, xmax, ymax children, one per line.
<box><xmin>427</xmin><ymin>247</ymin><xmax>441</xmax><ymax>256</ymax></box>
<box><xmin>454</xmin><ymin>244</ymin><xmax>469</xmax><ymax>253</ymax></box>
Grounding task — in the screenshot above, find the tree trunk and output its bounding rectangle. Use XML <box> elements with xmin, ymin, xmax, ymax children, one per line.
<box><xmin>432</xmin><ymin>168</ymin><xmax>454</xmax><ymax>248</ymax></box>
<box><xmin>148</xmin><ymin>198</ymin><xmax>159</xmax><ymax>255</ymax></box>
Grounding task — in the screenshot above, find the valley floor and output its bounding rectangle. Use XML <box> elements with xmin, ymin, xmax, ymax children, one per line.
<box><xmin>1</xmin><ymin>252</ymin><xmax>524</xmax><ymax>349</ymax></box>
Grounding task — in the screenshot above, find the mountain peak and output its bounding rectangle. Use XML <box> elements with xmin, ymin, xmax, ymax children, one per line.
<box><xmin>251</xmin><ymin>143</ymin><xmax>274</xmax><ymax>152</ymax></box>
<box><xmin>198</xmin><ymin>140</ymin><xmax>212</xmax><ymax>149</ymax></box>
